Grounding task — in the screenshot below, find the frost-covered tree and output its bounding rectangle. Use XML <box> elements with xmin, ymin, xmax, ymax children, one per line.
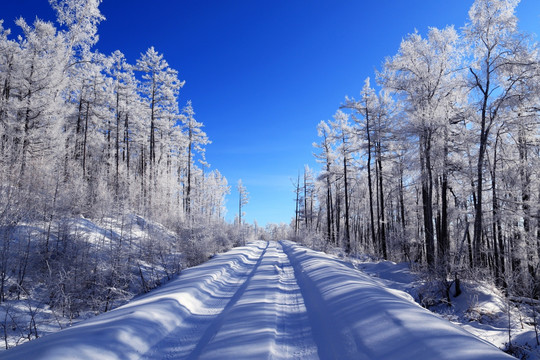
<box><xmin>11</xmin><ymin>18</ymin><xmax>67</xmax><ymax>184</ymax></box>
<box><xmin>342</xmin><ymin>78</ymin><xmax>395</xmax><ymax>258</ymax></box>
<box><xmin>464</xmin><ymin>0</ymin><xmax>538</xmax><ymax>268</ymax></box>
<box><xmin>49</xmin><ymin>0</ymin><xmax>105</xmax><ymax>57</ymax></box>
<box><xmin>136</xmin><ymin>46</ymin><xmax>184</xmax><ymax>210</ymax></box>
<box><xmin>237</xmin><ymin>179</ymin><xmax>249</xmax><ymax>227</ymax></box>
<box><xmin>329</xmin><ymin>110</ymin><xmax>356</xmax><ymax>253</ymax></box>
<box><xmin>180</xmin><ymin>101</ymin><xmax>210</xmax><ymax>218</ymax></box>
<box><xmin>343</xmin><ymin>79</ymin><xmax>378</xmax><ymax>253</ymax></box>
<box><xmin>301</xmin><ymin>165</ymin><xmax>316</xmax><ymax>232</ymax></box>
<box><xmin>106</xmin><ymin>50</ymin><xmax>141</xmax><ymax>199</ymax></box>
<box><xmin>313</xmin><ymin>120</ymin><xmax>337</xmax><ymax>244</ymax></box>
<box><xmin>0</xmin><ymin>0</ymin><xmax>234</xmax><ymax>344</ymax></box>
<box><xmin>378</xmin><ymin>26</ymin><xmax>462</xmax><ymax>267</ymax></box>
<box><xmin>302</xmin><ymin>1</ymin><xmax>540</xmax><ymax>308</ymax></box>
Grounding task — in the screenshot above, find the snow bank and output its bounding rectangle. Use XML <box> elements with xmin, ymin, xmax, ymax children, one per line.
<box><xmin>281</xmin><ymin>241</ymin><xmax>514</xmax><ymax>360</ymax></box>
<box><xmin>0</xmin><ymin>243</ymin><xmax>267</xmax><ymax>360</ymax></box>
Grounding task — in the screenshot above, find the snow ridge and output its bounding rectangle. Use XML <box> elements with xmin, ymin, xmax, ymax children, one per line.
<box><xmin>282</xmin><ymin>241</ymin><xmax>513</xmax><ymax>359</ymax></box>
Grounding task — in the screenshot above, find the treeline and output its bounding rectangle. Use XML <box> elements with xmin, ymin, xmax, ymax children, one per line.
<box><xmin>0</xmin><ymin>1</ymin><xmax>228</xmax><ymax>226</ymax></box>
<box><xmin>296</xmin><ymin>0</ymin><xmax>540</xmax><ymax>299</ymax></box>
<box><xmin>0</xmin><ymin>0</ymin><xmax>236</xmax><ymax>346</ymax></box>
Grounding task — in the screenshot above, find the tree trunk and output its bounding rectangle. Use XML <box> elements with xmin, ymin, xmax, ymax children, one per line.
<box><xmin>420</xmin><ymin>129</ymin><xmax>435</xmax><ymax>267</ymax></box>
<box><xmin>490</xmin><ymin>131</ymin><xmax>505</xmax><ymax>287</ymax></box>
<box><xmin>377</xmin><ymin>141</ymin><xmax>387</xmax><ymax>259</ymax></box>
<box><xmin>326</xmin><ymin>162</ymin><xmax>334</xmax><ymax>244</ymax></box>
<box><xmin>366</xmin><ymin>117</ymin><xmax>377</xmax><ymax>253</ymax></box>
<box><xmin>343</xmin><ymin>148</ymin><xmax>351</xmax><ymax>253</ymax></box>
<box><xmin>438</xmin><ymin>136</ymin><xmax>449</xmax><ymax>271</ymax></box>
<box><xmin>82</xmin><ymin>101</ymin><xmax>90</xmax><ymax>178</ymax></box>
<box><xmin>473</xmin><ymin>69</ymin><xmax>491</xmax><ymax>268</ymax></box>
<box><xmin>399</xmin><ymin>157</ymin><xmax>406</xmax><ymax>232</ymax></box>
<box><xmin>518</xmin><ymin>125</ymin><xmax>534</xmax><ymax>278</ymax></box>
<box><xmin>185</xmin><ymin>134</ymin><xmax>192</xmax><ymax>216</ymax></box>
<box><xmin>295</xmin><ymin>173</ymin><xmax>300</xmax><ymax>236</ymax></box>
<box><xmin>124</xmin><ymin>113</ymin><xmax>130</xmax><ymax>173</ymax></box>
<box><xmin>115</xmin><ymin>92</ymin><xmax>120</xmax><ymax>198</ymax></box>
<box><xmin>303</xmin><ymin>169</ymin><xmax>308</xmax><ymax>229</ymax></box>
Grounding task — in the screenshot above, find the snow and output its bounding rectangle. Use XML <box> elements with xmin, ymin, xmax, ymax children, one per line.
<box><xmin>0</xmin><ymin>241</ymin><xmax>514</xmax><ymax>359</ymax></box>
<box><xmin>351</xmin><ymin>254</ymin><xmax>540</xmax><ymax>359</ymax></box>
<box><xmin>0</xmin><ymin>214</ymin><xmax>184</xmax><ymax>349</ymax></box>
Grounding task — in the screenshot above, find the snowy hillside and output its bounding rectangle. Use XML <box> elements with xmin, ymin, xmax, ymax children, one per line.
<box><xmin>0</xmin><ymin>241</ymin><xmax>514</xmax><ymax>359</ymax></box>
<box><xmin>0</xmin><ymin>214</ymin><xmax>236</xmax><ymax>350</ymax></box>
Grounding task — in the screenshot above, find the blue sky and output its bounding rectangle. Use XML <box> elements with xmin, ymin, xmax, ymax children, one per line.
<box><xmin>3</xmin><ymin>1</ymin><xmax>540</xmax><ymax>226</ymax></box>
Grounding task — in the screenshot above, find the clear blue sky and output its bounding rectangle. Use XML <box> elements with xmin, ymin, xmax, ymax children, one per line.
<box><xmin>3</xmin><ymin>1</ymin><xmax>540</xmax><ymax>226</ymax></box>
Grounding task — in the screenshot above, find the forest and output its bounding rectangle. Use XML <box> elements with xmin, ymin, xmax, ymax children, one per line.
<box><xmin>295</xmin><ymin>0</ymin><xmax>540</xmax><ymax>305</ymax></box>
<box><xmin>0</xmin><ymin>0</ymin><xmax>253</xmax><ymax>347</ymax></box>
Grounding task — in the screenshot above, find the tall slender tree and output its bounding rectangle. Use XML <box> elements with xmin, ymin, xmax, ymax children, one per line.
<box><xmin>379</xmin><ymin>26</ymin><xmax>461</xmax><ymax>267</ymax></box>
<box><xmin>314</xmin><ymin>121</ymin><xmax>336</xmax><ymax>244</ymax></box>
<box><xmin>180</xmin><ymin>101</ymin><xmax>209</xmax><ymax>218</ymax></box>
<box><xmin>237</xmin><ymin>179</ymin><xmax>249</xmax><ymax>228</ymax></box>
<box><xmin>136</xmin><ymin>47</ymin><xmax>184</xmax><ymax>209</ymax></box>
<box><xmin>464</xmin><ymin>0</ymin><xmax>538</xmax><ymax>267</ymax></box>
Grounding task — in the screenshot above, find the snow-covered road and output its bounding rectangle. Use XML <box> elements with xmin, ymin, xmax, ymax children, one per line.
<box><xmin>0</xmin><ymin>241</ymin><xmax>514</xmax><ymax>359</ymax></box>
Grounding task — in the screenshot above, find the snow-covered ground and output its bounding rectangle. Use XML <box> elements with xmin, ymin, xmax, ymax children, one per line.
<box><xmin>0</xmin><ymin>240</ymin><xmax>515</xmax><ymax>359</ymax></box>
<box><xmin>0</xmin><ymin>214</ymin><xmax>185</xmax><ymax>350</ymax></box>
<box><xmin>349</xmin><ymin>255</ymin><xmax>540</xmax><ymax>359</ymax></box>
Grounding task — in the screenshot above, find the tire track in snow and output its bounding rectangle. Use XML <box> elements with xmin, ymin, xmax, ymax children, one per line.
<box><xmin>187</xmin><ymin>241</ymin><xmax>318</xmax><ymax>360</ymax></box>
<box><xmin>140</xmin><ymin>241</ymin><xmax>269</xmax><ymax>360</ymax></box>
<box><xmin>281</xmin><ymin>241</ymin><xmax>369</xmax><ymax>360</ymax></box>
<box><xmin>184</xmin><ymin>241</ymin><xmax>270</xmax><ymax>359</ymax></box>
<box><xmin>281</xmin><ymin>241</ymin><xmax>514</xmax><ymax>360</ymax></box>
<box><xmin>273</xmin><ymin>242</ymin><xmax>318</xmax><ymax>359</ymax></box>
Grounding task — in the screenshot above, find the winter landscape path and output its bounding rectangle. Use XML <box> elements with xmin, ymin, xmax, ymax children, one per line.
<box><xmin>0</xmin><ymin>241</ymin><xmax>514</xmax><ymax>359</ymax></box>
